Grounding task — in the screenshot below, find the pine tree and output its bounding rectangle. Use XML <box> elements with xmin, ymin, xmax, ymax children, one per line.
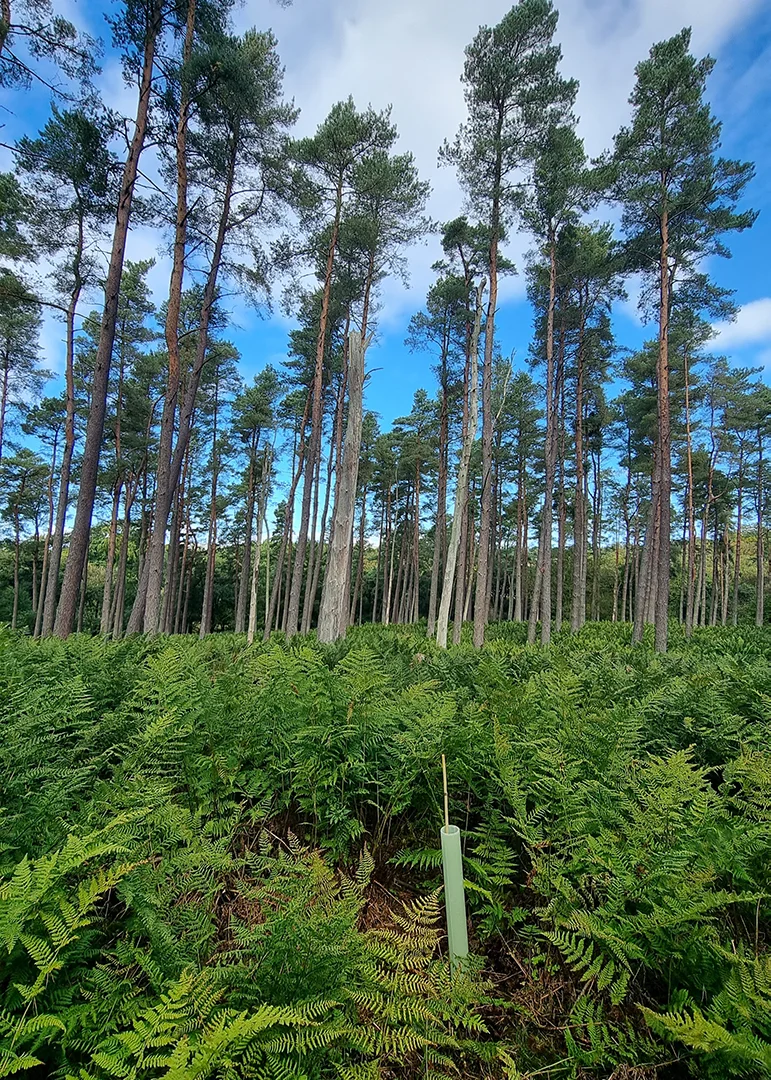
<box><xmin>444</xmin><ymin>0</ymin><xmax>576</xmax><ymax>648</ymax></box>
<box><xmin>610</xmin><ymin>28</ymin><xmax>756</xmax><ymax>652</ymax></box>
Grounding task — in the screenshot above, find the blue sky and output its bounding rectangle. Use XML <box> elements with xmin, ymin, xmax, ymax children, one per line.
<box><xmin>2</xmin><ymin>0</ymin><xmax>770</xmax><ymax>437</ymax></box>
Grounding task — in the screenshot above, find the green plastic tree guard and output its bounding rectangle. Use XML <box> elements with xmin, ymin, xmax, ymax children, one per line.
<box><xmin>441</xmin><ymin>824</ymin><xmax>469</xmax><ymax>971</ymax></box>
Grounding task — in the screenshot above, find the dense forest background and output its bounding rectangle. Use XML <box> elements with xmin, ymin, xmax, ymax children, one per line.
<box><xmin>0</xmin><ymin>0</ymin><xmax>768</xmax><ymax>652</ymax></box>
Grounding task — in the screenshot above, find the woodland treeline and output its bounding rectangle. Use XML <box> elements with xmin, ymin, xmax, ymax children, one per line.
<box><xmin>0</xmin><ymin>0</ymin><xmax>767</xmax><ymax>652</ymax></box>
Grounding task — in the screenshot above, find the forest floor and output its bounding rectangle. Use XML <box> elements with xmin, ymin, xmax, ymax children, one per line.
<box><xmin>1</xmin><ymin>621</ymin><xmax>770</xmax><ymax>1079</ymax></box>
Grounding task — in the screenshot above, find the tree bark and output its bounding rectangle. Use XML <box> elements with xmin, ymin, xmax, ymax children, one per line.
<box><xmin>437</xmin><ymin>281</ymin><xmax>485</xmax><ymax>648</ymax></box>
<box><xmin>732</xmin><ymin>447</ymin><xmax>743</xmax><ymax>625</ymax></box>
<box><xmin>318</xmin><ymin>331</ymin><xmax>367</xmax><ymax>643</ymax></box>
<box><xmin>653</xmin><ymin>206</ymin><xmax>671</xmax><ymax>652</ymax></box>
<box><xmin>247</xmin><ymin>445</ymin><xmax>272</xmax><ymax>645</ymax></box>
<box><xmin>286</xmin><ymin>175</ymin><xmax>344</xmax><ymax>637</ymax></box>
<box><xmin>54</xmin><ymin>0</ymin><xmax>161</xmax><ymax>638</ymax></box>
<box><xmin>528</xmin><ymin>239</ymin><xmax>560</xmax><ymax>645</ymax></box>
<box><xmin>757</xmin><ymin>430</ymin><xmax>765</xmax><ymax>627</ymax></box>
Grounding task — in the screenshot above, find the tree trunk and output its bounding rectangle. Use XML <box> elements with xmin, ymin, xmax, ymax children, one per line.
<box><xmin>756</xmin><ymin>431</ymin><xmax>764</xmax><ymax>627</ymax></box>
<box><xmin>591</xmin><ymin>448</ymin><xmax>602</xmax><ymax>621</ymax></box>
<box><xmin>437</xmin><ymin>281</ymin><xmax>485</xmax><ymax>648</ymax></box>
<box><xmin>528</xmin><ymin>238</ymin><xmax>560</xmax><ymax>645</ymax></box>
<box><xmin>99</xmin><ymin>479</ymin><xmax>122</xmax><ymax>634</ymax></box>
<box><xmin>732</xmin><ymin>448</ymin><xmax>743</xmax><ymax>625</ymax></box>
<box><xmin>132</xmin><ymin>129</ymin><xmax>239</xmax><ymax>635</ymax></box>
<box><xmin>427</xmin><ymin>376</ymin><xmax>448</xmax><ymax>637</ymax></box>
<box><xmin>286</xmin><ymin>176</ymin><xmax>345</xmax><ymax>638</ymax></box>
<box><xmin>199</xmin><ymin>370</ymin><xmax>221</xmax><ymax>638</ymax></box>
<box><xmin>33</xmin><ymin>428</ymin><xmax>59</xmax><ymax>637</ymax></box>
<box><xmin>247</xmin><ymin>446</ymin><xmax>272</xmax><ymax>645</ymax></box>
<box><xmin>653</xmin><ymin>206</ymin><xmax>671</xmax><ymax>652</ymax></box>
<box><xmin>684</xmin><ymin>349</ymin><xmax>697</xmax><ymax>636</ymax></box>
<box><xmin>54</xmin><ymin>0</ymin><xmax>161</xmax><ymax>638</ymax></box>
<box><xmin>111</xmin><ymin>479</ymin><xmax>135</xmax><ymax>638</ymax></box>
<box><xmin>11</xmin><ymin>502</ymin><xmax>20</xmax><ymax>629</ymax></box>
<box><xmin>555</xmin><ymin>396</ymin><xmax>566</xmax><ymax>633</ymax></box>
<box><xmin>235</xmin><ymin>446</ymin><xmax>256</xmax><ymax>634</ymax></box>
<box><xmin>571</xmin><ymin>326</ymin><xmax>587</xmax><ymax>632</ymax></box>
<box><xmin>318</xmin><ymin>331</ymin><xmax>367</xmax><ymax>643</ymax></box>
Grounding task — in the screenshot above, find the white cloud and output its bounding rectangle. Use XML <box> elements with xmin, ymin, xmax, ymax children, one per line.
<box><xmin>710</xmin><ymin>297</ymin><xmax>771</xmax><ymax>350</ymax></box>
<box><xmin>242</xmin><ymin>0</ymin><xmax>764</xmax><ymax>322</ymax></box>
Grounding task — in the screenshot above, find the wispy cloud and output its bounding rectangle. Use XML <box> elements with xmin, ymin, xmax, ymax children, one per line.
<box><xmin>711</xmin><ymin>297</ymin><xmax>771</xmax><ymax>350</ymax></box>
<box><xmin>240</xmin><ymin>0</ymin><xmax>764</xmax><ymax>323</ymax></box>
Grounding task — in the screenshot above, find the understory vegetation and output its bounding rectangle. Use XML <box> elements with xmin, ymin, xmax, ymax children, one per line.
<box><xmin>1</xmin><ymin>622</ymin><xmax>770</xmax><ymax>1079</ymax></box>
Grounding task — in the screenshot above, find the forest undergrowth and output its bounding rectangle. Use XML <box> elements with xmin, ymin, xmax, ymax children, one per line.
<box><xmin>1</xmin><ymin>622</ymin><xmax>770</xmax><ymax>1079</ymax></box>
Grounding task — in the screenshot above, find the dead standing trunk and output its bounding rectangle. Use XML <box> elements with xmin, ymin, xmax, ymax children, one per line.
<box><xmin>317</xmin><ymin>331</ymin><xmax>367</xmax><ymax>643</ymax></box>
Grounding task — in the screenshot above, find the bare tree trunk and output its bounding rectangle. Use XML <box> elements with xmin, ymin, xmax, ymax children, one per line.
<box><xmin>41</xmin><ymin>230</ymin><xmax>84</xmax><ymax>636</ymax></box>
<box><xmin>173</xmin><ymin>470</ymin><xmax>193</xmax><ymax>634</ymax></box>
<box><xmin>427</xmin><ymin>379</ymin><xmax>448</xmax><ymax>637</ymax></box>
<box><xmin>235</xmin><ymin>448</ymin><xmax>256</xmax><ymax>634</ymax></box>
<box><xmin>654</xmin><ymin>207</ymin><xmax>671</xmax><ymax>652</ymax></box>
<box><xmin>437</xmin><ymin>281</ymin><xmax>484</xmax><ymax>648</ymax></box>
<box><xmin>34</xmin><ymin>429</ymin><xmax>59</xmax><ymax>638</ymax></box>
<box><xmin>555</xmin><ymin>405</ymin><xmax>566</xmax><ymax>633</ymax></box>
<box><xmin>732</xmin><ymin>449</ymin><xmax>743</xmax><ymax>626</ymax></box>
<box><xmin>571</xmin><ymin>331</ymin><xmax>587</xmax><ymax>632</ymax></box>
<box><xmin>349</xmin><ymin>486</ymin><xmax>368</xmax><ymax>626</ymax></box>
<box><xmin>684</xmin><ymin>350</ymin><xmax>697</xmax><ymax>637</ymax></box>
<box><xmin>11</xmin><ymin>503</ymin><xmax>20</xmax><ymax>629</ymax></box>
<box><xmin>528</xmin><ymin>246</ymin><xmax>561</xmax><ymax>646</ymax></box>
<box><xmin>77</xmin><ymin>558</ymin><xmax>88</xmax><ymax>633</ymax></box>
<box><xmin>318</xmin><ymin>331</ymin><xmax>367</xmax><ymax>643</ymax></box>
<box><xmin>372</xmin><ymin>502</ymin><xmax>384</xmax><ymax>623</ymax></box>
<box><xmin>54</xmin><ymin>0</ymin><xmax>162</xmax><ymax>638</ymax></box>
<box><xmin>99</xmin><ymin>480</ymin><xmax>122</xmax><ymax>634</ymax></box>
<box><xmin>757</xmin><ymin>432</ymin><xmax>765</xmax><ymax>626</ymax></box>
<box><xmin>286</xmin><ymin>177</ymin><xmax>345</xmax><ymax>638</ymax></box>
<box><xmin>591</xmin><ymin>448</ymin><xmax>602</xmax><ymax>621</ymax></box>
<box><xmin>248</xmin><ymin>446</ymin><xmax>272</xmax><ymax>645</ymax></box>
<box><xmin>132</xmin><ymin>138</ymin><xmax>239</xmax><ymax>635</ymax></box>
<box><xmin>303</xmin><ymin>438</ymin><xmax>334</xmax><ymax>634</ymax></box>
<box><xmin>382</xmin><ymin>481</ymin><xmax>395</xmax><ymax>626</ymax></box>
<box><xmin>112</xmin><ymin>481</ymin><xmax>135</xmax><ymax>638</ymax></box>
<box><xmin>301</xmin><ymin>448</ymin><xmax>323</xmax><ymax>634</ymax></box>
